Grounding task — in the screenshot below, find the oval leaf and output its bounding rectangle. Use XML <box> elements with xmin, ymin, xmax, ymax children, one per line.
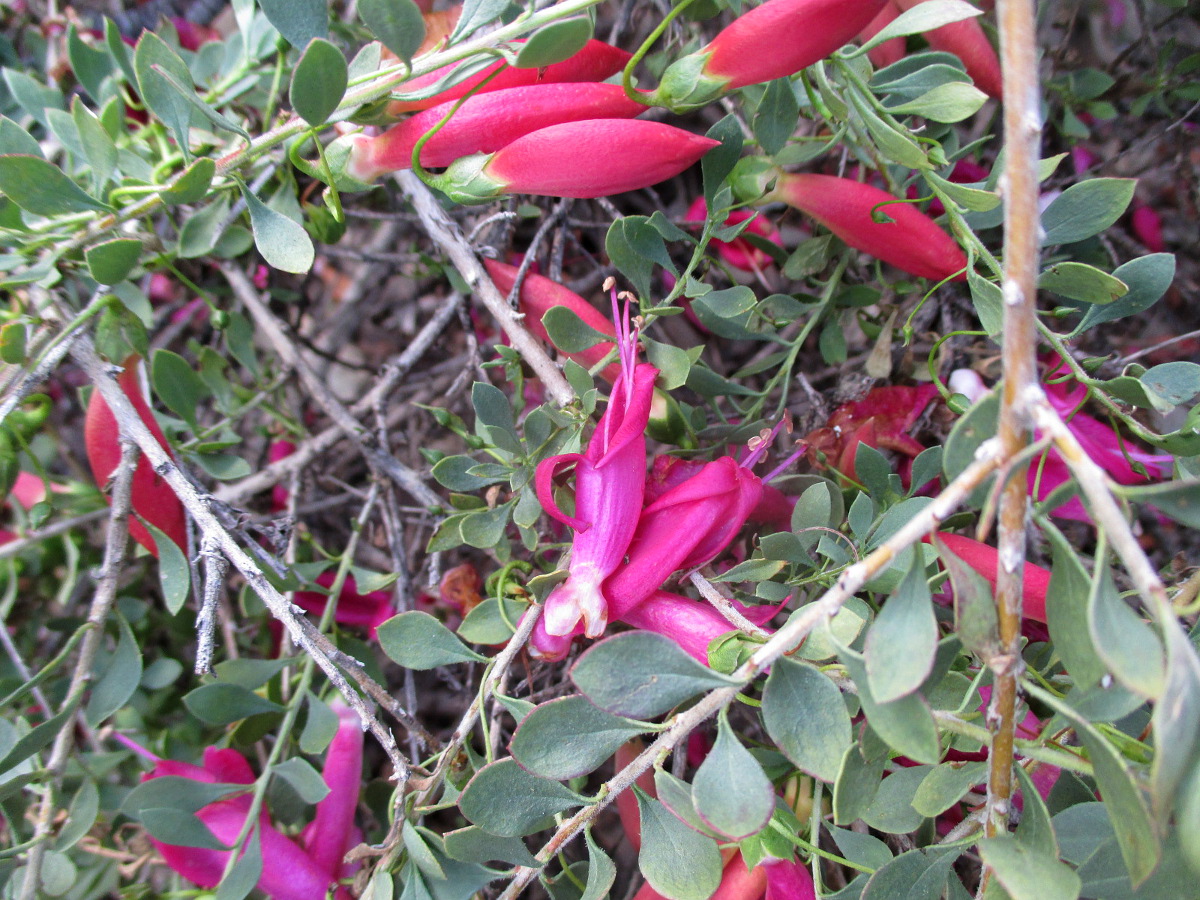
<box><xmin>0</xmin><ymin>155</ymin><xmax>110</xmax><ymax>215</ymax></box>
<box><xmin>359</xmin><ymin>0</ymin><xmax>426</xmax><ymax>65</ymax></box>
<box><xmin>865</xmin><ymin>554</ymin><xmax>938</xmax><ymax>703</ymax></box>
<box><xmin>514</xmin><ymin>18</ymin><xmax>594</xmax><ymax>69</ymax></box>
<box><xmin>692</xmin><ymin>713</ymin><xmax>774</xmax><ymax>839</ymax></box>
<box><xmin>377</xmin><ymin>611</ymin><xmax>486</xmax><ymax>669</ymax></box>
<box><xmin>571</xmin><ymin>633</ymin><xmax>737</xmax><ymax>720</ymax></box>
<box><xmin>510</xmin><ymin>696</ymin><xmax>649</xmax><ymax>781</ymax></box>
<box><xmin>85</xmin><ymin>238</ymin><xmax>142</xmax><ymax>286</ymax></box>
<box><xmin>240</xmin><ymin>182</ymin><xmax>315</xmax><ymax>274</ymax></box>
<box><xmin>636</xmin><ymin>792</ymin><xmax>723</xmax><ymax>900</ymax></box>
<box><xmin>291</xmin><ymin>39</ymin><xmax>348</xmax><ymax>127</ymax></box>
<box><xmin>763</xmin><ymin>656</ymin><xmax>852</xmax><ymax>783</ymax></box>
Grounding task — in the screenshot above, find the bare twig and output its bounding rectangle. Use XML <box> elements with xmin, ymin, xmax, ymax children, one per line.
<box><xmin>219</xmin><ymin>262</ymin><xmax>443</xmax><ymax>510</ymax></box>
<box><xmin>212</xmin><ymin>293</ymin><xmax>464</xmax><ymax>505</ymax></box>
<box><xmin>194</xmin><ymin>535</ymin><xmax>227</xmax><ymax>675</ymax></box>
<box><xmin>395</xmin><ymin>171</ymin><xmax>576</xmax><ymax>406</ymax></box>
<box><xmin>19</xmin><ymin>439</ymin><xmax>137</xmax><ymax>900</ymax></box>
<box><xmin>987</xmin><ymin>0</ymin><xmax>1043</xmax><ymax>849</ymax></box>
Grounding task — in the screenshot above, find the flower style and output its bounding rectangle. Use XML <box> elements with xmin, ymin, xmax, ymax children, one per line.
<box><xmin>768</xmin><ymin>174</ymin><xmax>968</xmax><ymax>281</ymax></box>
<box><xmin>85</xmin><ymin>357</ymin><xmax>188</xmax><ymax>556</ymax></box>
<box><xmin>346</xmin><ymin>83</ymin><xmax>647</xmax><ymax>181</ymax></box>
<box><xmin>655</xmin><ymin>0</ymin><xmax>889</xmax><ymax>111</ymax></box>
<box><xmin>430</xmin><ymin>120</ymin><xmax>720</xmax><ymax>203</ymax></box>
<box><xmin>536</xmin><ymin>291</ymin><xmax>658</xmax><ymax>637</ymax></box>
<box><xmin>132</xmin><ymin>702</ymin><xmax>362</xmax><ymax>900</ymax></box>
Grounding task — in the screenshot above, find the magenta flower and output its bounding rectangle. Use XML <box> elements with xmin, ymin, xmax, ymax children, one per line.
<box><xmin>536</xmin><ymin>293</ymin><xmax>659</xmax><ymax>637</ymax></box>
<box><xmin>293</xmin><ymin>571</ymin><xmax>394</xmax><ymax>636</ymax></box>
<box><xmin>682</xmin><ymin>197</ymin><xmax>783</xmax><ymax>274</ymax></box>
<box><xmin>620</xmin><ymin>590</ymin><xmax>776</xmax><ymax>664</ymax></box>
<box><xmin>763</xmin><ymin>856</ymin><xmax>818</xmax><ymax>900</ymax></box>
<box><xmin>133</xmin><ymin>702</ymin><xmax>362</xmax><ymax>900</ymax></box>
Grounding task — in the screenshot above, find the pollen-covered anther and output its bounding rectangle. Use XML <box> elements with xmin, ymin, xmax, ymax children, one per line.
<box><xmin>603</xmin><ymin>276</ymin><xmax>617</xmax><ymax>291</ymax></box>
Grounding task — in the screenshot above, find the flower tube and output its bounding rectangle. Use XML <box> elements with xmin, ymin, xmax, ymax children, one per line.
<box><xmin>768</xmin><ymin>174</ymin><xmax>968</xmax><ymax>281</ymax></box>
<box><xmin>85</xmin><ymin>356</ymin><xmax>187</xmax><ymax>556</ymax></box>
<box><xmin>621</xmin><ymin>590</ymin><xmax>776</xmax><ymax>664</ymax></box>
<box><xmin>930</xmin><ymin>532</ymin><xmax>1049</xmax><ymax>623</ymax></box>
<box><xmin>655</xmin><ymin>0</ymin><xmax>889</xmax><ymax>110</ymax></box>
<box><xmin>387</xmin><ymin>39</ymin><xmax>632</xmax><ymax>114</ymax></box>
<box><xmin>347</xmin><ymin>83</ymin><xmax>647</xmax><ymax>180</ymax></box>
<box><xmin>535</xmin><ymin>291</ymin><xmax>659</xmax><ymax>637</ymax></box>
<box><xmin>429</xmin><ymin>119</ymin><xmax>720</xmax><ymax>203</ymax></box>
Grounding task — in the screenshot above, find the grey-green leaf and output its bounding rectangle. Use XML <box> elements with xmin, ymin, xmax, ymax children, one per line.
<box><xmin>258</xmin><ymin>0</ymin><xmax>328</xmax><ymax>49</ymax></box>
<box><xmin>1041</xmin><ymin>178</ymin><xmax>1136</xmax><ymax>245</ymax></box>
<box><xmin>636</xmin><ymin>792</ymin><xmax>723</xmax><ymax>900</ymax></box>
<box><xmin>0</xmin><ymin>155</ymin><xmax>111</xmax><ymax>215</ymax></box>
<box><xmin>763</xmin><ymin>656</ymin><xmax>852</xmax><ymax>783</ymax></box>
<box><xmin>377</xmin><ymin>611</ymin><xmax>487</xmax><ymax>669</ymax></box>
<box><xmin>85</xmin><ymin>238</ymin><xmax>142</xmax><ymax>286</ymax></box>
<box><xmin>571</xmin><ymin>633</ymin><xmax>738</xmax><ymax>720</ymax></box>
<box><xmin>240</xmin><ymin>182</ymin><xmax>315</xmax><ymax>274</ymax></box>
<box><xmin>865</xmin><ymin>554</ymin><xmax>937</xmax><ymax>703</ymax></box>
<box><xmin>359</xmin><ymin>0</ymin><xmax>426</xmax><ymax>66</ymax></box>
<box><xmin>514</xmin><ymin>18</ymin><xmax>594</xmax><ymax>69</ymax></box>
<box><xmin>692</xmin><ymin>713</ymin><xmax>774</xmax><ymax>839</ymax></box>
<box><xmin>978</xmin><ymin>835</ymin><xmax>1082</xmax><ymax>900</ymax></box>
<box><xmin>183</xmin><ymin>683</ymin><xmax>284</xmax><ymax>725</ymax></box>
<box><xmin>510</xmin><ymin>696</ymin><xmax>649</xmax><ymax>781</ymax></box>
<box><xmin>85</xmin><ymin>614</ymin><xmax>143</xmax><ymax>726</ymax></box>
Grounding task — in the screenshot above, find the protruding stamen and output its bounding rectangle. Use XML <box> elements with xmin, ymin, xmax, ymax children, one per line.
<box><xmin>763</xmin><ymin>443</ymin><xmax>807</xmax><ymax>483</ymax></box>
<box><xmin>742</xmin><ymin>419</ymin><xmax>789</xmax><ymax>469</ymax></box>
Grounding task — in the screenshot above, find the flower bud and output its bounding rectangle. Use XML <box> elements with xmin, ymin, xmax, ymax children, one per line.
<box><xmin>655</xmin><ymin>0</ymin><xmax>889</xmax><ymax>111</ymax></box>
<box><xmin>431</xmin><ymin>120</ymin><xmax>720</xmax><ymax>202</ymax></box>
<box><xmin>347</xmin><ymin>83</ymin><xmax>647</xmax><ymax>181</ymax></box>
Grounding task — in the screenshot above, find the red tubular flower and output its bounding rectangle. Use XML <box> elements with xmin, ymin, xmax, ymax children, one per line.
<box><xmin>656</xmin><ymin>0</ymin><xmax>889</xmax><ymax>110</ymax></box>
<box><xmin>648</xmin><ymin>455</ymin><xmax>793</xmax><ymax>530</ymax></box>
<box><xmin>536</xmin><ymin>298</ymin><xmax>659</xmax><ymax>637</ymax></box>
<box><xmin>770</xmin><ymin>174</ymin><xmax>968</xmax><ymax>281</ymax></box>
<box><xmin>432</xmin><ymin>120</ymin><xmax>720</xmax><ymax>202</ymax></box>
<box><xmin>614</xmin><ymin>738</ymin><xmax>657</xmax><ymax>851</ymax></box>
<box><xmin>139</xmin><ymin>707</ymin><xmax>363</xmax><ymax>900</ymax></box>
<box><xmin>803</xmin><ymin>384</ymin><xmax>939</xmax><ymax>484</ymax></box>
<box><xmin>387</xmin><ymin>39</ymin><xmax>631</xmax><ymax>115</ymax></box>
<box><xmin>930</xmin><ymin>532</ymin><xmax>1049</xmax><ymax>623</ymax></box>
<box><xmin>293</xmin><ymin>572</ymin><xmax>394</xmax><ymax>636</ymax></box>
<box><xmin>893</xmin><ymin>0</ymin><xmax>1003</xmax><ymax>99</ymax></box>
<box><xmin>683</xmin><ymin>198</ymin><xmax>783</xmax><ymax>273</ymax></box>
<box><xmin>347</xmin><ymin>83</ymin><xmax>647</xmax><ymax>180</ymax></box>
<box><xmin>859</xmin><ymin>1</ymin><xmax>907</xmax><ymax>69</ymax></box>
<box><xmin>482</xmin><ymin>259</ymin><xmax>621</xmax><ymax>382</ymax></box>
<box><xmin>85</xmin><ymin>357</ymin><xmax>187</xmax><ymax>556</ymax></box>
<box><xmin>763</xmin><ymin>857</ymin><xmax>817</xmax><ymax>900</ymax></box>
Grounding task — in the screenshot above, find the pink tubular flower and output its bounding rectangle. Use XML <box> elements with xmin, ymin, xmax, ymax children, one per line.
<box><xmin>137</xmin><ymin>704</ymin><xmax>362</xmax><ymax>900</ymax></box>
<box><xmin>1130</xmin><ymin>204</ymin><xmax>1165</xmax><ymax>252</ymax></box>
<box><xmin>647</xmin><ymin>455</ymin><xmax>793</xmax><ymax>531</ymax></box>
<box><xmin>605</xmin><ymin>456</ymin><xmax>764</xmax><ymax>621</ymax></box>
<box><xmin>656</xmin><ymin>0</ymin><xmax>889</xmax><ymax>110</ymax></box>
<box><xmin>347</xmin><ymin>83</ymin><xmax>647</xmax><ymax>180</ymax></box>
<box><xmin>482</xmin><ymin>259</ymin><xmax>620</xmax><ymax>382</ymax></box>
<box><xmin>683</xmin><ymin>198</ymin><xmax>783</xmax><ymax>273</ymax></box>
<box><xmin>893</xmin><ymin>0</ymin><xmax>1003</xmax><ymax>99</ymax></box>
<box><xmin>769</xmin><ymin>174</ymin><xmax>968</xmax><ymax>281</ymax></box>
<box><xmin>621</xmin><ymin>590</ymin><xmax>776</xmax><ymax>664</ymax></box>
<box><xmin>536</xmin><ymin>295</ymin><xmax>659</xmax><ymax>637</ymax></box>
<box><xmin>432</xmin><ymin>120</ymin><xmax>720</xmax><ymax>202</ymax></box>
<box><xmin>1036</xmin><ymin>369</ymin><xmax>1172</xmax><ymax>521</ymax></box>
<box><xmin>387</xmin><ymin>39</ymin><xmax>632</xmax><ymax>115</ymax></box>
